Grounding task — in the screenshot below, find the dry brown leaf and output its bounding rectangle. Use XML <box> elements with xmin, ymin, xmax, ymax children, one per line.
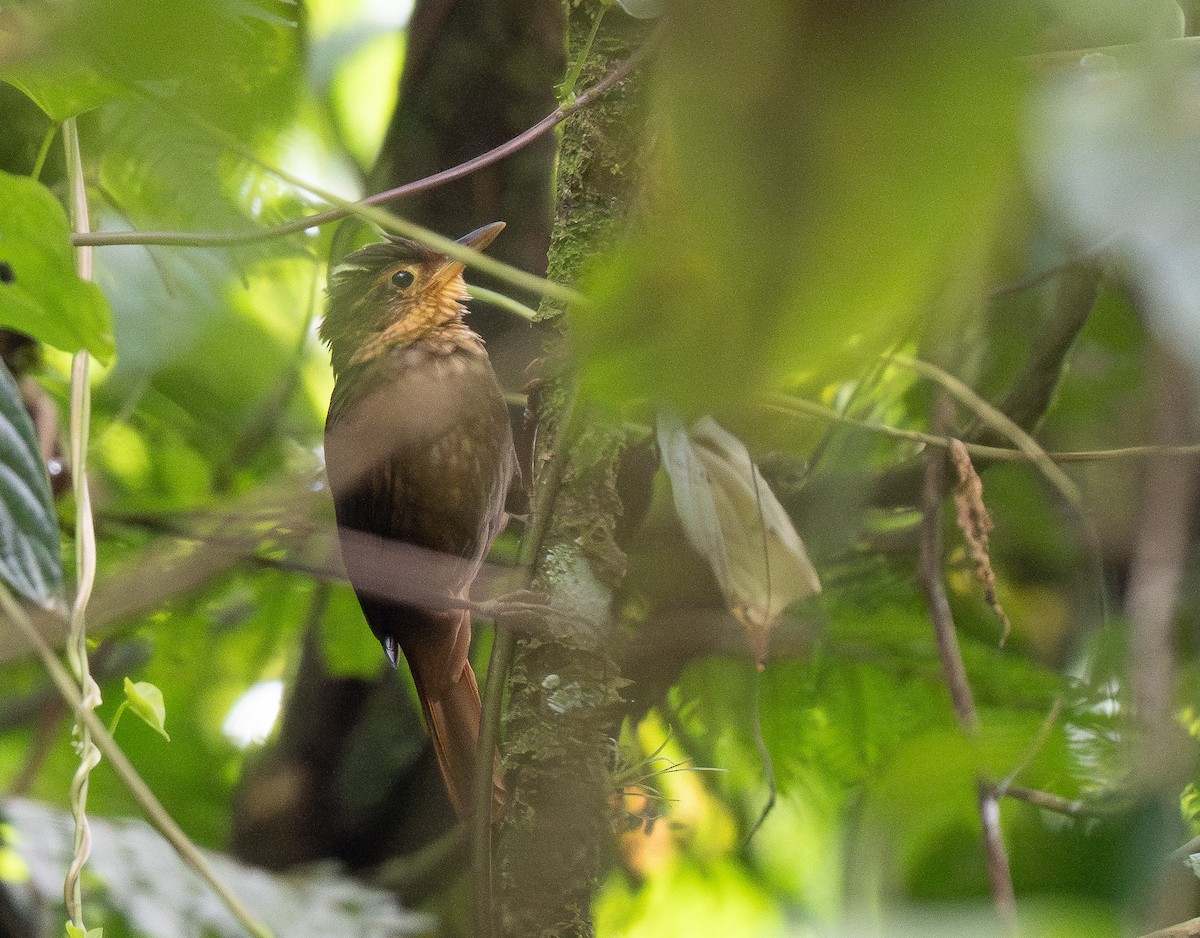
<box><xmin>949</xmin><ymin>438</ymin><xmax>1012</xmax><ymax>645</ymax></box>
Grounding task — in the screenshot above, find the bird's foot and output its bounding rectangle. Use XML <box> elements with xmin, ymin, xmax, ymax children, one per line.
<box><xmin>471</xmin><ymin>590</ymin><xmax>593</xmax><ymax>640</ymax></box>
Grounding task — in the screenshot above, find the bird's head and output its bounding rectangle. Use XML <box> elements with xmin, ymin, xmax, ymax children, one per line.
<box><xmin>321</xmin><ymin>222</ymin><xmax>505</xmax><ymax>373</ymax></box>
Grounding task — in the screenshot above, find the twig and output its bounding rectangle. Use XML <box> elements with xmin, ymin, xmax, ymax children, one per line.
<box><xmin>919</xmin><ymin>399</ymin><xmax>980</xmax><ymax>732</ymax></box>
<box><xmin>148</xmin><ymin>98</ymin><xmax>581</xmax><ymax>308</ymax></box>
<box><xmin>70</xmin><ymin>49</ymin><xmax>646</xmax><ymax>252</ymax></box>
<box><xmin>896</xmin><ymin>354</ymin><xmax>1081</xmax><ymax>507</ymax></box>
<box><xmin>764</xmin><ymin>393</ymin><xmax>1200</xmax><ymax>464</ymax></box>
<box><xmin>468</xmin><ymin>285</ymin><xmax>539</xmax><ymax>323</ymax></box>
<box><xmin>1002</xmin><ymin>785</ymin><xmax>1091</xmax><ymax>818</ymax></box>
<box><xmin>918</xmin><ymin>395</ymin><xmax>1018</xmax><ymax>931</ymax></box>
<box><xmin>743</xmin><ymin>678</ymin><xmax>776</xmax><ymax>843</ymax></box>
<box><xmin>1136</xmin><ymin>915</ymin><xmax>1200</xmax><ymax>938</ymax></box>
<box><xmin>996</xmin><ymin>698</ymin><xmax>1064</xmax><ymax>795</ymax></box>
<box><xmin>1169</xmin><ymin>834</ymin><xmax>1200</xmax><ymax>865</ymax></box>
<box><xmin>1025</xmin><ymin>34</ymin><xmax>1200</xmax><ymax>74</ymax></box>
<box><xmin>31</xmin><ymin>123</ymin><xmax>58</xmax><ymax>181</ymax></box>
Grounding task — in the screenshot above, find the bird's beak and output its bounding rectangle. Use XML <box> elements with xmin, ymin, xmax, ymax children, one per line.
<box><xmin>431</xmin><ymin>222</ymin><xmax>506</xmax><ymax>287</ymax></box>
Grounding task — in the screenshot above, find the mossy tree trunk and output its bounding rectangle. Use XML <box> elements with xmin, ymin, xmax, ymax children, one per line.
<box><xmin>497</xmin><ymin>4</ymin><xmax>653</xmax><ymax>936</ymax></box>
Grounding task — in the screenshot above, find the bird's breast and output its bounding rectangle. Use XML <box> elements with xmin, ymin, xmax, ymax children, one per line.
<box><xmin>324</xmin><ymin>342</ymin><xmax>515</xmax><ymax>564</ymax></box>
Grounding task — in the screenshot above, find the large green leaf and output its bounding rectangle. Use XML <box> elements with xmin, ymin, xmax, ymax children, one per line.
<box><xmin>575</xmin><ymin>1</ymin><xmax>1026</xmax><ymax>414</ymax></box>
<box><xmin>0</xmin><ymin>359</ymin><xmax>63</xmax><ymax>607</ymax></box>
<box><xmin>0</xmin><ymin>69</ymin><xmax>123</xmax><ymax>121</ymax></box>
<box><xmin>0</xmin><ymin>170</ymin><xmax>115</xmax><ymax>363</ymax></box>
<box><xmin>1031</xmin><ymin>49</ymin><xmax>1200</xmax><ymax>375</ymax></box>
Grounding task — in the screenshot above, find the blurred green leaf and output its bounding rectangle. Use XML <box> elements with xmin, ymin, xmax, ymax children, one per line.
<box><xmin>1</xmin><ymin>70</ymin><xmax>122</xmax><ymax>121</ymax></box>
<box><xmin>1032</xmin><ymin>52</ymin><xmax>1200</xmax><ymax>377</ymax></box>
<box><xmin>0</xmin><ymin>357</ymin><xmax>63</xmax><ymax>607</ymax></box>
<box><xmin>0</xmin><ymin>171</ymin><xmax>114</xmax><ymax>362</ymax></box>
<box><xmin>576</xmin><ymin>1</ymin><xmax>1025</xmax><ymax>413</ymax></box>
<box><xmin>6</xmin><ymin>0</ymin><xmax>301</xmax><ymax>134</ymax></box>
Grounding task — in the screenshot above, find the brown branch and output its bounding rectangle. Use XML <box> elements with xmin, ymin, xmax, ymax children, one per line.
<box><xmin>765</xmin><ymin>394</ymin><xmax>1200</xmax><ymax>465</ymax></box>
<box><xmin>1002</xmin><ymin>785</ymin><xmax>1091</xmax><ymax>818</ymax></box>
<box><xmin>70</xmin><ymin>48</ymin><xmax>649</xmax><ymax>250</ymax></box>
<box><xmin>919</xmin><ymin>400</ymin><xmax>979</xmax><ymax>733</ymax></box>
<box><xmin>1138</xmin><ymin>918</ymin><xmax>1200</xmax><ymax>938</ymax></box>
<box><xmin>918</xmin><ymin>394</ymin><xmax>1017</xmax><ymax>929</ymax></box>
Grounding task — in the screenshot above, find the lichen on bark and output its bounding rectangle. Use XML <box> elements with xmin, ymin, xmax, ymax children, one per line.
<box><xmin>496</xmin><ymin>4</ymin><xmax>652</xmax><ymax>936</ymax></box>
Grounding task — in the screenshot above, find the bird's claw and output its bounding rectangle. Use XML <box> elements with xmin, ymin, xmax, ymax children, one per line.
<box><xmin>472</xmin><ymin>590</ymin><xmax>593</xmax><ymax>639</ymax></box>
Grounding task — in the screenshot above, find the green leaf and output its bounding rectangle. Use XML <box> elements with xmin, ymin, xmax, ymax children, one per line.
<box><xmin>0</xmin><ymin>170</ymin><xmax>115</xmax><ymax>363</ymax></box>
<box><xmin>1031</xmin><ymin>53</ymin><xmax>1200</xmax><ymax>375</ymax></box>
<box><xmin>2</xmin><ymin>70</ymin><xmax>123</xmax><ymax>121</ymax></box>
<box><xmin>0</xmin><ymin>359</ymin><xmax>64</xmax><ymax>607</ymax></box>
<box><xmin>122</xmin><ymin>677</ymin><xmax>170</xmax><ymax>741</ymax></box>
<box><xmin>575</xmin><ymin>0</ymin><xmax>1025</xmax><ymax>413</ymax></box>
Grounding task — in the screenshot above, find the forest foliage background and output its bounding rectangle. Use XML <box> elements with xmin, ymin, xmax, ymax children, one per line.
<box><xmin>1</xmin><ymin>1</ymin><xmax>1200</xmax><ymax>936</ymax></box>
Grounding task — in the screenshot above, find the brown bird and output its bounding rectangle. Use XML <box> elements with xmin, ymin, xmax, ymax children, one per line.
<box><xmin>321</xmin><ymin>222</ymin><xmax>514</xmax><ymax>817</ymax></box>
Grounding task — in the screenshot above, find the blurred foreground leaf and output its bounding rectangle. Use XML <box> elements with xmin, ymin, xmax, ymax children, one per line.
<box><xmin>1031</xmin><ymin>49</ymin><xmax>1200</xmax><ymax>377</ymax></box>
<box><xmin>0</xmin><ymin>171</ymin><xmax>114</xmax><ymax>363</ymax></box>
<box><xmin>576</xmin><ymin>1</ymin><xmax>1025</xmax><ymax>412</ymax></box>
<box><xmin>1</xmin><ymin>70</ymin><xmax>122</xmax><ymax>121</ymax></box>
<box><xmin>1</xmin><ymin>0</ymin><xmax>299</xmax><ymax>134</ymax></box>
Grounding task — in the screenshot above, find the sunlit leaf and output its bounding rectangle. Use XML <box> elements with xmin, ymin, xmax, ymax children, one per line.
<box><xmin>123</xmin><ymin>677</ymin><xmax>170</xmax><ymax>742</ymax></box>
<box><xmin>657</xmin><ymin>412</ymin><xmax>820</xmax><ymax>666</ymax></box>
<box><xmin>0</xmin><ymin>358</ymin><xmax>63</xmax><ymax>608</ymax></box>
<box><xmin>1</xmin><ymin>70</ymin><xmax>122</xmax><ymax>121</ymax></box>
<box><xmin>0</xmin><ymin>170</ymin><xmax>115</xmax><ymax>363</ymax></box>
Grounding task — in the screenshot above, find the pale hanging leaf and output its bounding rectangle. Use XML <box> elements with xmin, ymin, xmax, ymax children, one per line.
<box><xmin>657</xmin><ymin>412</ymin><xmax>820</xmax><ymax>667</ymax></box>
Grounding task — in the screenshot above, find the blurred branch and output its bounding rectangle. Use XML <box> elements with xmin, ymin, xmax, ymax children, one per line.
<box><xmin>896</xmin><ymin>354</ymin><xmax>1081</xmax><ymax>506</ymax></box>
<box><xmin>765</xmin><ymin>393</ymin><xmax>1200</xmax><ymax>463</ymax></box>
<box><xmin>1126</xmin><ymin>348</ymin><xmax>1198</xmax><ymax>929</ymax></box>
<box><xmin>1001</xmin><ymin>785</ymin><xmax>1093</xmax><ymax>818</ymax></box>
<box><xmin>467</xmin><ymin>285</ymin><xmax>538</xmax><ymax>322</ymax></box>
<box><xmin>70</xmin><ymin>47</ymin><xmax>648</xmax><ymax>253</ymax></box>
<box><xmin>1138</xmin><ymin>917</ymin><xmax>1200</xmax><ymax>938</ymax></box>
<box><xmin>919</xmin><ymin>398</ymin><xmax>981</xmax><ymax>733</ymax></box>
<box><xmin>918</xmin><ymin>395</ymin><xmax>1018</xmax><ymax>931</ymax></box>
<box><xmin>1126</xmin><ymin>348</ymin><xmax>1196</xmax><ymax>751</ymax></box>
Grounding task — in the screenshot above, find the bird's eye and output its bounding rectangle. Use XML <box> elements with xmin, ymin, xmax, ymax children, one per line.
<box><xmin>391</xmin><ymin>269</ymin><xmax>415</xmax><ymax>290</ymax></box>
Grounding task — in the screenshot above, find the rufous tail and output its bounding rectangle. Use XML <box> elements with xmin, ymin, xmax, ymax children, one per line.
<box><xmin>420</xmin><ymin>658</ymin><xmax>506</xmax><ymax>819</ymax></box>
